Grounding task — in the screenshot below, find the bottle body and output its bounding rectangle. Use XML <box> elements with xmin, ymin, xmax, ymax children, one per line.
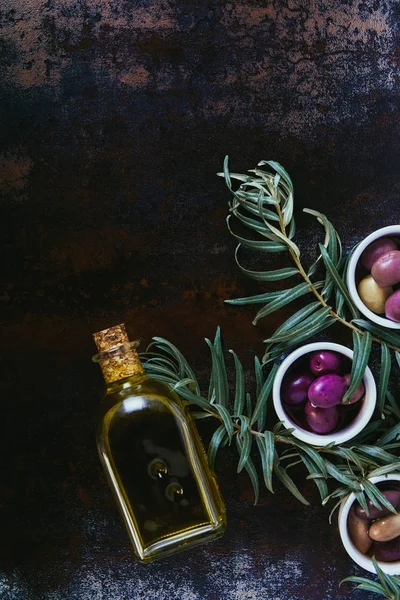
<box><xmin>96</xmin><ymin>374</ymin><xmax>226</xmax><ymax>562</ymax></box>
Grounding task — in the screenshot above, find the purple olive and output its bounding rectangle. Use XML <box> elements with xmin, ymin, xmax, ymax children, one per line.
<box><xmin>309</xmin><ymin>350</ymin><xmax>342</xmax><ymax>376</ymax></box>
<box><xmin>304</xmin><ymin>401</ymin><xmax>339</xmax><ymax>434</ymax></box>
<box><xmin>355</xmin><ymin>489</ymin><xmax>400</xmax><ymax>520</ymax></box>
<box><xmin>308</xmin><ymin>374</ymin><xmax>347</xmax><ymax>408</ymax></box>
<box><xmin>385</xmin><ymin>289</ymin><xmax>400</xmax><ymax>322</ymax></box>
<box><xmin>371</xmin><ymin>250</ymin><xmax>400</xmax><ymax>287</ymax></box>
<box><xmin>369</xmin><ymin>536</ymin><xmax>400</xmax><ymax>562</ymax></box>
<box><xmin>342</xmin><ymin>373</ymin><xmax>365</xmax><ymax>404</ymax></box>
<box><xmin>360</xmin><ymin>237</ymin><xmax>398</xmax><ymax>271</ymax></box>
<box><xmin>281</xmin><ymin>372</ymin><xmax>315</xmax><ymax>406</ymax></box>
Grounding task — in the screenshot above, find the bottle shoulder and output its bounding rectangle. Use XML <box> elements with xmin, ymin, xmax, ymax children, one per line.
<box><xmin>98</xmin><ymin>377</ymin><xmax>185</xmax><ymax>418</ymax></box>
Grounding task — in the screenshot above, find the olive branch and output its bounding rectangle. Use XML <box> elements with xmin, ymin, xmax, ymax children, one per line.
<box><xmin>141</xmin><ymin>157</ymin><xmax>400</xmax><ymax>597</ymax></box>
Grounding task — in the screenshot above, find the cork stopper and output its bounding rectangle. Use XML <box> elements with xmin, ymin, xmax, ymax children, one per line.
<box><xmin>92</xmin><ymin>323</ymin><xmax>144</xmax><ymax>384</ymax></box>
<box><xmin>93</xmin><ymin>323</ymin><xmax>129</xmax><ymax>352</ymax></box>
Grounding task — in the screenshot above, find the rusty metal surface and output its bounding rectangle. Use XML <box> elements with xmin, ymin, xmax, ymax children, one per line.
<box><xmin>1</xmin><ymin>0</ymin><xmax>400</xmax><ymax>598</ymax></box>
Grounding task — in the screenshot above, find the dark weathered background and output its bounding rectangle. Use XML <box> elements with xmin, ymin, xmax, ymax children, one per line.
<box><xmin>1</xmin><ymin>0</ymin><xmax>400</xmax><ymax>598</ymax></box>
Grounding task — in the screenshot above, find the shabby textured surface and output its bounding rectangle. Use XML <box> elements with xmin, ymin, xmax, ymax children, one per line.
<box><xmin>1</xmin><ymin>0</ymin><xmax>400</xmax><ymax>598</ymax></box>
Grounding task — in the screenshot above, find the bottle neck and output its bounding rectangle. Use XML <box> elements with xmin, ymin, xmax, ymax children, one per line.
<box><xmin>93</xmin><ymin>341</ymin><xmax>145</xmax><ymax>385</ymax></box>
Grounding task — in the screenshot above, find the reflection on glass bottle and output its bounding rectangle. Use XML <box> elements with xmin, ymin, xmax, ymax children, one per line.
<box><xmin>92</xmin><ymin>323</ymin><xmax>226</xmax><ymax>563</ymax></box>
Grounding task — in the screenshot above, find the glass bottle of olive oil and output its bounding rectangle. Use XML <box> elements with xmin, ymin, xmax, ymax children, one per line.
<box><xmin>92</xmin><ymin>323</ymin><xmax>226</xmax><ymax>563</ymax></box>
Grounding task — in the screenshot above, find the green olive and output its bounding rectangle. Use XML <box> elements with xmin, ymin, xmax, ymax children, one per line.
<box><xmin>357</xmin><ymin>275</ymin><xmax>392</xmax><ymax>314</ymax></box>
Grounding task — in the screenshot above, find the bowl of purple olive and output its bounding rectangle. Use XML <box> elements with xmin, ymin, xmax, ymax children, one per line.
<box><xmin>272</xmin><ymin>342</ymin><xmax>376</xmax><ymax>446</ymax></box>
<box><xmin>338</xmin><ymin>474</ymin><xmax>400</xmax><ymax>574</ymax></box>
<box><xmin>346</xmin><ymin>225</ymin><xmax>400</xmax><ymax>329</ymax></box>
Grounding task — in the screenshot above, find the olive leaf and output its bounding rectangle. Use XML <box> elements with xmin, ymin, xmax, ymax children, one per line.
<box><xmin>234</xmin><ymin>246</ymin><xmax>299</xmax><ymax>281</ymax></box>
<box><xmin>352</xmin><ymin>319</ymin><xmax>400</xmax><ymax>348</ymax></box>
<box><xmin>208</xmin><ymin>425</ymin><xmax>228</xmax><ymax>471</ymax></box>
<box><xmin>274</xmin><ymin>464</ymin><xmax>310</xmax><ymax>506</ymax></box>
<box><xmin>256</xmin><ymin>431</ymin><xmax>275</xmax><ymax>493</ymax></box>
<box><xmin>237</xmin><ymin>429</ymin><xmax>253</xmax><ymax>473</ymax></box>
<box><xmin>342</xmin><ymin>330</ymin><xmax>372</xmax><ymax>403</ymax></box>
<box><xmin>230</xmin><ymin>349</ymin><xmax>245</xmax><ymax>416</ymax></box>
<box><xmin>226</xmin><ymin>215</ymin><xmax>286</xmax><ymax>251</ymax></box>
<box><xmin>250</xmin><ymin>363</ymin><xmax>278</xmax><ymax>426</ymax></box>
<box><xmin>379</xmin><ymin>342</ymin><xmax>392</xmax><ymax>416</ymax></box>
<box><xmin>319</xmin><ymin>244</ymin><xmax>359</xmax><ymax>319</ymax></box>
<box><xmin>236</xmin><ymin>435</ymin><xmax>259</xmax><ymax>505</ymax></box>
<box><xmin>225</xmin><ymin>289</ymin><xmax>286</xmax><ymax>306</ymax></box>
<box><xmin>252</xmin><ymin>282</ymin><xmax>313</xmax><ymax>325</ymax></box>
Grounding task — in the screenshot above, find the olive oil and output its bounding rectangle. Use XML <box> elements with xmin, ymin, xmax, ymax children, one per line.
<box><xmin>93</xmin><ymin>324</ymin><xmax>226</xmax><ymax>563</ymax></box>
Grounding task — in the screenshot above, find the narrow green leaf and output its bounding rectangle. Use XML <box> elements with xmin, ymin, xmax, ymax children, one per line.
<box><xmin>304</xmin><ymin>209</ymin><xmax>342</xmax><ymax>302</ymax></box>
<box><xmin>357</xmin><ymin>445</ymin><xmax>400</xmax><ymax>464</ymax></box>
<box><xmin>142</xmin><ymin>353</ymin><xmax>180</xmax><ymax>374</ymax></box>
<box><xmin>377</xmin><ymin>423</ymin><xmax>400</xmax><ymax>446</ymax></box>
<box><xmin>213</xmin><ymin>404</ymin><xmax>234</xmax><ymax>442</ymax></box>
<box><xmin>322</xmin><ymin>486</ymin><xmax>350</xmax><ymax>507</ymax></box>
<box><xmin>174</xmin><ymin>378</ymin><xmax>198</xmax><ymax>390</ymax></box>
<box><xmin>245</xmin><ymin>392</ymin><xmax>253</xmax><ymax>418</ymax></box>
<box><xmin>236</xmin><ymin>414</ymin><xmax>250</xmax><ymax>434</ymax></box>
<box><xmin>191</xmin><ymin>411</ymin><xmax>213</xmax><ymax>420</ymax></box>
<box><xmin>148</xmin><ymin>337</ymin><xmax>200</xmax><ymax>393</ymax></box>
<box><xmin>267</xmin><ymin>302</ymin><xmax>321</xmax><ymax>340</ymax></box>
<box><xmin>213</xmin><ymin>327</ymin><xmax>229</xmax><ymax>407</ymax></box>
<box><xmin>237</xmin><ymin>430</ymin><xmax>252</xmax><ymax>473</ymax></box>
<box><xmin>363</xmin><ymin>479</ymin><xmax>398</xmax><ymax>514</ymax></box>
<box><xmin>234</xmin><ymin>246</ymin><xmax>299</xmax><ymax>282</ymax></box>
<box><xmin>274</xmin><ymin>465</ymin><xmax>310</xmax><ymax>505</ymax></box>
<box><xmin>319</xmin><ymin>244</ymin><xmax>359</xmax><ymax>319</ymax></box>
<box><xmin>298</xmin><ymin>451</ymin><xmax>328</xmax><ymax>501</ymax></box>
<box><xmin>231</xmin><ymin>208</ymin><xmax>281</xmax><ymax>239</ymax></box>
<box><xmin>354</xmin><ymin>490</ymin><xmax>370</xmax><ymax>516</ymax></box>
<box><xmin>254</xmin><ymin>357</ymin><xmax>267</xmax><ymax>430</ymax></box>
<box><xmin>324</xmin><ymin>461</ymin><xmax>358</xmax><ymax>487</ymax></box>
<box><xmin>385</xmin><ymin>390</ymin><xmax>400</xmax><ymax>420</ymax></box>
<box><xmin>330</xmin><ymin>447</ymin><xmax>365</xmax><ymax>473</ymax></box>
<box><xmin>147</xmin><ymin>373</ymin><xmax>182</xmax><ymax>387</ymax></box>
<box><xmin>263</xmin><ymin>306</ymin><xmax>332</xmax><ymax>344</ymax></box>
<box><xmin>350</xmin><ymin>419</ymin><xmax>386</xmax><ymax>445</ymax></box>
<box><xmin>287</xmin><ymin>217</ymin><xmax>296</xmax><ymax>239</ymax></box>
<box><xmin>352</xmin><ymin>319</ymin><xmax>400</xmax><ymax>348</ymax></box>
<box><xmin>173</xmin><ymin>387</ymin><xmax>212</xmax><ymax>410</ymax></box>
<box><xmin>373</xmin><ymin>556</ymin><xmax>400</xmax><ymax>596</ymax></box>
<box><xmin>205</xmin><ymin>335</ymin><xmax>228</xmax><ymax>407</ymax></box>
<box><xmin>144</xmin><ymin>363</ymin><xmax>181</xmax><ymax>380</ymax></box>
<box><xmin>226</xmin><ymin>216</ymin><xmax>286</xmax><ymax>251</ymax></box>
<box><xmin>225</xmin><ymin>290</ymin><xmax>285</xmax><ymax>306</ymax></box>
<box><xmin>396</xmin><ymin>351</ymin><xmax>400</xmax><ymax>369</ymax></box>
<box><xmin>256</xmin><ymin>431</ymin><xmax>275</xmax><ymax>493</ymax></box>
<box><xmin>253</xmin><ymin>282</ymin><xmax>312</xmax><ymax>324</ymax></box>
<box><xmin>290</xmin><ymin>440</ymin><xmax>328</xmax><ymax>477</ymax></box>
<box><xmin>251</xmin><ymin>363</ymin><xmax>278</xmax><ymax>426</ymax></box>
<box><xmin>340</xmin><ymin>577</ymin><xmax>386</xmax><ymax>595</ymax></box>
<box><xmin>222</xmin><ymin>155</ymin><xmax>232</xmax><ymax>190</ymax></box>
<box><xmin>236</xmin><ymin>435</ymin><xmax>259</xmax><ymax>504</ymax></box>
<box><xmin>342</xmin><ymin>330</ymin><xmax>372</xmax><ymax>403</ymax></box>
<box><xmin>254</xmin><ymin>356</ymin><xmax>263</xmax><ymax>399</ymax></box>
<box><xmin>368</xmin><ymin>463</ymin><xmax>400</xmax><ymax>478</ymax></box>
<box><xmin>230</xmin><ymin>350</ymin><xmax>245</xmax><ymax>416</ymax></box>
<box><xmin>233</xmin><ymin>194</ymin><xmax>280</xmax><ymax>221</ymax></box>
<box><xmin>379</xmin><ymin>343</ymin><xmax>392</xmax><ymax>416</ymax></box>
<box><xmin>336</xmin><ymin>248</ymin><xmax>357</xmax><ymax>318</ymax></box>
<box><xmin>258</xmin><ymin>160</ymin><xmax>294</xmax><ymax>193</ymax></box>
<box><xmin>262</xmin><ymin>315</ymin><xmax>336</xmax><ymax>363</ymax></box>
<box><xmin>207</xmin><ymin>425</ymin><xmax>227</xmax><ymax>471</ymax></box>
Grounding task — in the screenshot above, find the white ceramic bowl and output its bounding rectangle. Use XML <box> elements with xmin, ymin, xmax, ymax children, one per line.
<box><xmin>272</xmin><ymin>342</ymin><xmax>376</xmax><ymax>446</ymax></box>
<box><xmin>346</xmin><ymin>225</ymin><xmax>400</xmax><ymax>330</ymax></box>
<box><xmin>338</xmin><ymin>474</ymin><xmax>400</xmax><ymax>574</ymax></box>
